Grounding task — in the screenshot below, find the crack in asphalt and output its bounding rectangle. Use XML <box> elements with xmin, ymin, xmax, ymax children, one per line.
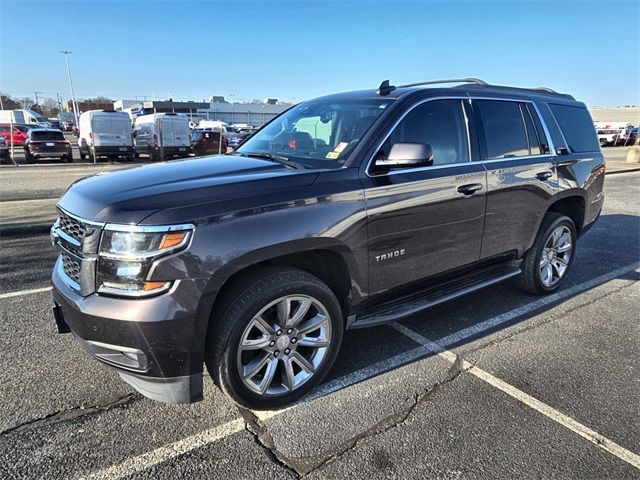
<box><xmin>240</xmin><ymin>407</ymin><xmax>304</xmax><ymax>478</ymax></box>
<box><xmin>299</xmin><ymin>357</ymin><xmax>469</xmax><ymax>477</ymax></box>
<box><xmin>456</xmin><ymin>281</ymin><xmax>636</xmax><ymax>358</ymax></box>
<box><xmin>236</xmin><ymin>358</ymin><xmax>468</xmax><ymax>478</ymax></box>
<box><xmin>0</xmin><ymin>393</ymin><xmax>139</xmax><ymax>436</ymax></box>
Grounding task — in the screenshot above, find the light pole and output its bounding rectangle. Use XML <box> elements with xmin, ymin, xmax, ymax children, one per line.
<box><xmin>60</xmin><ymin>50</ymin><xmax>80</xmax><ymax>126</ymax></box>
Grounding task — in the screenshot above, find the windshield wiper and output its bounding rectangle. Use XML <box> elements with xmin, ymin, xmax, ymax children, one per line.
<box><xmin>238</xmin><ymin>152</ymin><xmax>305</xmax><ymax>169</ymax></box>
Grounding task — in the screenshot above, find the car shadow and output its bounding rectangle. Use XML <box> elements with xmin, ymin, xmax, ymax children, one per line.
<box><xmin>310</xmin><ymin>212</ymin><xmax>640</xmax><ymax>403</ymax></box>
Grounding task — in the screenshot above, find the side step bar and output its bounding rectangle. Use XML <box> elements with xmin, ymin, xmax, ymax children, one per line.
<box><xmin>349</xmin><ymin>262</ymin><xmax>522</xmax><ymax>329</ymax></box>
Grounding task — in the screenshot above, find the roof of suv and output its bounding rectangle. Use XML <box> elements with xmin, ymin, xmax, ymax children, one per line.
<box><xmin>313</xmin><ymin>78</ymin><xmax>577</xmax><ymax>103</ymax></box>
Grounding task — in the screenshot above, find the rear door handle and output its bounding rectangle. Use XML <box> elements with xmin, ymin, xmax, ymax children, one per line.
<box><xmin>457</xmin><ymin>183</ymin><xmax>483</xmax><ymax>195</ymax></box>
<box><xmin>536</xmin><ymin>171</ymin><xmax>553</xmax><ymax>181</ymax></box>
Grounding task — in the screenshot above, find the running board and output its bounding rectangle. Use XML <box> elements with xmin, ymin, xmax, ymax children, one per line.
<box><xmin>349</xmin><ymin>262</ymin><xmax>521</xmax><ymax>329</ymax></box>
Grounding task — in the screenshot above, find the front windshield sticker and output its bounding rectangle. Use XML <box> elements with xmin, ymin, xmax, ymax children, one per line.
<box><xmin>325</xmin><ymin>151</ymin><xmax>340</xmax><ymax>159</ymax></box>
<box><xmin>334</xmin><ymin>142</ymin><xmax>349</xmax><ymax>153</ymax></box>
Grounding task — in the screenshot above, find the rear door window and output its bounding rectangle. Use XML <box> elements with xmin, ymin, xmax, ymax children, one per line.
<box><xmin>474</xmin><ymin>100</ymin><xmax>529</xmax><ymax>159</ymax></box>
<box><xmin>548</xmin><ymin>104</ymin><xmax>599</xmax><ymax>153</ymax></box>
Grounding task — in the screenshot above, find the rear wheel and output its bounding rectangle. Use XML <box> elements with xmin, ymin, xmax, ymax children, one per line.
<box><xmin>517</xmin><ymin>213</ymin><xmax>576</xmax><ymax>295</ymax></box>
<box><xmin>206</xmin><ymin>268</ymin><xmax>344</xmax><ymax>409</ymax></box>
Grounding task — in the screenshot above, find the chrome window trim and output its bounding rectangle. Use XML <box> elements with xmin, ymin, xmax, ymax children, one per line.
<box><xmin>529</xmin><ymin>102</ymin><xmax>557</xmax><ymax>154</ymax></box>
<box><xmin>545</xmin><ymin>104</ymin><xmax>571</xmax><ymax>152</ymax></box>
<box><xmin>365</xmin><ymin>95</ymin><xmax>558</xmax><ymax>178</ymax></box>
<box><xmin>366</xmin><ymin>96</ymin><xmax>472</xmax><ymax>178</ymax></box>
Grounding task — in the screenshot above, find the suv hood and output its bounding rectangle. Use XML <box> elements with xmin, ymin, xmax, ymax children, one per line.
<box><xmin>57</xmin><ymin>155</ymin><xmax>319</xmax><ymax>224</ymax></box>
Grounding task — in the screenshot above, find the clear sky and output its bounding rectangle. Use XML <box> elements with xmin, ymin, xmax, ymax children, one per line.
<box><xmin>1</xmin><ymin>0</ymin><xmax>638</xmax><ymax>106</ymax></box>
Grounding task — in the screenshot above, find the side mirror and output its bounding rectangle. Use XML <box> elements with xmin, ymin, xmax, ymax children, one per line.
<box><xmin>375</xmin><ymin>143</ymin><xmax>434</xmax><ymax>169</ymax></box>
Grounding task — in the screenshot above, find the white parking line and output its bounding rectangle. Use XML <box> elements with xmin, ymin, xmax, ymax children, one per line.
<box><xmin>85</xmin><ymin>419</ymin><xmax>247</xmax><ymax>480</ymax></box>
<box><xmin>391</xmin><ymin>323</ymin><xmax>640</xmax><ymax>470</ymax></box>
<box><xmin>436</xmin><ymin>262</ymin><xmax>640</xmax><ymax>348</ymax></box>
<box><xmin>0</xmin><ymin>286</ymin><xmax>52</xmax><ymax>300</ymax></box>
<box><xmin>81</xmin><ymin>261</ymin><xmax>640</xmax><ymax>479</ymax></box>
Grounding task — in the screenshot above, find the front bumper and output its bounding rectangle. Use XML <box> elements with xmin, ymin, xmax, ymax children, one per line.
<box><xmin>51</xmin><ymin>262</ymin><xmax>212</xmax><ymax>404</ymax></box>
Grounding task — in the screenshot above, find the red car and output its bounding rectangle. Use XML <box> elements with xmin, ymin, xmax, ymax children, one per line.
<box><xmin>0</xmin><ymin>124</ymin><xmax>32</xmax><ymax>146</ymax></box>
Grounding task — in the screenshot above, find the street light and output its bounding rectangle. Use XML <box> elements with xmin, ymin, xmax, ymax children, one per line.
<box><xmin>60</xmin><ymin>50</ymin><xmax>80</xmax><ymax>126</ymax></box>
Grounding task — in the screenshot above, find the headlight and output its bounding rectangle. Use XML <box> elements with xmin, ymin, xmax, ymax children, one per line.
<box><xmin>97</xmin><ymin>224</ymin><xmax>194</xmax><ymax>297</ymax></box>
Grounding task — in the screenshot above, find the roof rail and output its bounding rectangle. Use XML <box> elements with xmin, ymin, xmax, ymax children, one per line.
<box><xmin>534</xmin><ymin>86</ymin><xmax>559</xmax><ymax>94</ymax></box>
<box><xmin>377</xmin><ymin>78</ymin><xmax>488</xmax><ymax>95</ymax></box>
<box><xmin>397</xmin><ymin>78</ymin><xmax>488</xmax><ymax>88</ymax></box>
<box><xmin>377</xmin><ymin>78</ymin><xmax>570</xmax><ymax>98</ymax></box>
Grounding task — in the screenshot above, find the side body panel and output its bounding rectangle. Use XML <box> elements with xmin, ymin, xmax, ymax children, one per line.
<box><xmin>362</xmin><ymin>164</ymin><xmax>487</xmax><ymax>293</ymax></box>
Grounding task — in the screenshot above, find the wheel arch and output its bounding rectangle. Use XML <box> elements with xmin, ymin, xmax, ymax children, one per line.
<box><xmin>546</xmin><ymin>192</ymin><xmax>586</xmax><ymax>235</ymax></box>
<box><xmin>205</xmin><ymin>239</ymin><xmax>359</xmax><ymax>327</ymax></box>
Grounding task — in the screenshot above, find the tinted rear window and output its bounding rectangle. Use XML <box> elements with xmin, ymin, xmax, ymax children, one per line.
<box><xmin>549</xmin><ymin>104</ymin><xmax>599</xmax><ymax>153</ymax></box>
<box><xmin>475</xmin><ymin>100</ymin><xmax>529</xmax><ymax>159</ymax></box>
<box><xmin>31</xmin><ymin>131</ymin><xmax>65</xmax><ymax>141</ymax></box>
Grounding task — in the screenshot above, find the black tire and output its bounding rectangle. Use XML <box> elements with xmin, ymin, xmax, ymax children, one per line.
<box><xmin>206</xmin><ymin>267</ymin><xmax>344</xmax><ymax>409</ymax></box>
<box><xmin>63</xmin><ymin>154</ymin><xmax>73</xmax><ymax>163</ymax></box>
<box><xmin>517</xmin><ymin>213</ymin><xmax>577</xmax><ymax>295</ymax></box>
<box><xmin>24</xmin><ymin>151</ymin><xmax>34</xmax><ymax>164</ymax></box>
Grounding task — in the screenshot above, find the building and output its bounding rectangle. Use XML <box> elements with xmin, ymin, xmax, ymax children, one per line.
<box><xmin>113</xmin><ymin>99</ymin><xmax>292</xmax><ymax>127</ymax></box>
<box><xmin>65</xmin><ymin>100</ymin><xmax>113</xmax><ymax>113</ymax></box>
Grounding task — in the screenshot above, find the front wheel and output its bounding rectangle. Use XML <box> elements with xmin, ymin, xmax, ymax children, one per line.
<box><xmin>517</xmin><ymin>213</ymin><xmax>576</xmax><ymax>295</ymax></box>
<box><xmin>207</xmin><ymin>268</ymin><xmax>344</xmax><ymax>409</ymax></box>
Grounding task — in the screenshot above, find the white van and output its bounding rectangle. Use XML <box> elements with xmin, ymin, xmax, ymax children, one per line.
<box><xmin>0</xmin><ymin>109</ymin><xmax>48</xmax><ymax>126</ymax></box>
<box><xmin>78</xmin><ymin>110</ymin><xmax>133</xmax><ymax>161</ymax></box>
<box><xmin>133</xmin><ymin>113</ymin><xmax>190</xmax><ymax>161</ymax></box>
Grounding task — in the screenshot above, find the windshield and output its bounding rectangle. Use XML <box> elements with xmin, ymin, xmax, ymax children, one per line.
<box><xmin>236</xmin><ymin>98</ymin><xmax>392</xmax><ymax>169</ymax></box>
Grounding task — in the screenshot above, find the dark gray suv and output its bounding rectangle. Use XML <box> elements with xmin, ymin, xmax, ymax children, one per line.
<box><xmin>51</xmin><ymin>78</ymin><xmax>604</xmax><ymax>409</ymax></box>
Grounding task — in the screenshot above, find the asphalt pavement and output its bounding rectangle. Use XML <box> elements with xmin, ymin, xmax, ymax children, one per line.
<box><xmin>0</xmin><ymin>171</ymin><xmax>638</xmax><ymax>479</ymax></box>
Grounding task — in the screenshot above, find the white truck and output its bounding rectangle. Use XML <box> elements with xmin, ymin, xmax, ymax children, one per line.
<box><xmin>0</xmin><ymin>109</ymin><xmax>48</xmax><ymax>126</ymax></box>
<box><xmin>78</xmin><ymin>110</ymin><xmax>134</xmax><ymax>162</ymax></box>
<box><xmin>594</xmin><ymin>122</ymin><xmax>631</xmax><ymax>147</ymax></box>
<box><xmin>133</xmin><ymin>113</ymin><xmax>190</xmax><ymax>161</ymax></box>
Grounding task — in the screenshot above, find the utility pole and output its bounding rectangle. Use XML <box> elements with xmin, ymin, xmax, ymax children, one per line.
<box><xmin>33</xmin><ymin>91</ymin><xmax>42</xmax><ymax>106</ymax></box>
<box><xmin>60</xmin><ymin>50</ymin><xmax>80</xmax><ymax>126</ymax></box>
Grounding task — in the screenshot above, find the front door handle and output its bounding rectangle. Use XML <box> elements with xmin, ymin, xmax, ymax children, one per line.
<box><xmin>536</xmin><ymin>171</ymin><xmax>553</xmax><ymax>181</ymax></box>
<box><xmin>457</xmin><ymin>183</ymin><xmax>483</xmax><ymax>195</ymax></box>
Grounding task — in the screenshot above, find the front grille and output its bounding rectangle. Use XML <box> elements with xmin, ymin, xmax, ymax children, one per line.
<box><xmin>58</xmin><ymin>212</ymin><xmax>86</xmax><ymax>244</ymax></box>
<box><xmin>61</xmin><ymin>252</ymin><xmax>81</xmax><ymax>284</ymax></box>
<box><xmin>53</xmin><ymin>210</ymin><xmax>104</xmax><ymax>295</ymax></box>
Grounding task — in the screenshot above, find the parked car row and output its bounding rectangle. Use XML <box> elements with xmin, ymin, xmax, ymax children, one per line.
<box><xmin>77</xmin><ymin>111</ymin><xmax>235</xmax><ymax>162</ymax></box>
<box><xmin>594</xmin><ymin>121</ymin><xmax>638</xmax><ymax>147</ymax></box>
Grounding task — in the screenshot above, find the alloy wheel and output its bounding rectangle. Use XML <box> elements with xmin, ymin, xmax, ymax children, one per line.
<box><xmin>236</xmin><ymin>295</ymin><xmax>332</xmax><ymax>396</ymax></box>
<box><xmin>539</xmin><ymin>225</ymin><xmax>573</xmax><ymax>287</ymax></box>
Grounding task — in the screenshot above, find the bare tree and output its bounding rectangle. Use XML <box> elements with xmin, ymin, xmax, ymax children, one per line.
<box><xmin>0</xmin><ymin>93</ymin><xmax>21</xmax><ymax>110</ymax></box>
<box><xmin>42</xmin><ymin>98</ymin><xmax>60</xmax><ymax>118</ymax></box>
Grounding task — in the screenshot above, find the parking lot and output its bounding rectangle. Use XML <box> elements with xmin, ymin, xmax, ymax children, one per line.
<box><xmin>0</xmin><ymin>148</ymin><xmax>638</xmax><ymax>479</ymax></box>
